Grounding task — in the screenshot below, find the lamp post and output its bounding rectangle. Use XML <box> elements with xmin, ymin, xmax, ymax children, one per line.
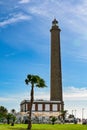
<box><xmin>82</xmin><ymin>108</ymin><xmax>84</xmax><ymax>122</ymax></box>
<box><xmin>72</xmin><ymin>110</ymin><xmax>73</xmax><ymax>115</ymax></box>
<box><xmin>75</xmin><ymin>110</ymin><xmax>76</xmax><ymax>118</ymax></box>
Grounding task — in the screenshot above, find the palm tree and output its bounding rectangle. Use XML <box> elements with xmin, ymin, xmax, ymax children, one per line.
<box><xmin>25</xmin><ymin>74</ymin><xmax>47</xmax><ymax>130</ymax></box>
<box><xmin>10</xmin><ymin>109</ymin><xmax>16</xmax><ymax>126</ymax></box>
<box><xmin>11</xmin><ymin>115</ymin><xmax>16</xmax><ymax>126</ymax></box>
<box><xmin>11</xmin><ymin>109</ymin><xmax>16</xmax><ymax>115</ymax></box>
<box><xmin>50</xmin><ymin>116</ymin><xmax>57</xmax><ymax>125</ymax></box>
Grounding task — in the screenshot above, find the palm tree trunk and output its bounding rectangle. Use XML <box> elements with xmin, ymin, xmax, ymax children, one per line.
<box><xmin>27</xmin><ymin>83</ymin><xmax>34</xmax><ymax>130</ymax></box>
<box><xmin>7</xmin><ymin>119</ymin><xmax>10</xmax><ymax>124</ymax></box>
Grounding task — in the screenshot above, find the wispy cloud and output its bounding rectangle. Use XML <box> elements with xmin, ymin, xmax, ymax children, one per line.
<box><xmin>0</xmin><ymin>92</ymin><xmax>28</xmax><ymax>103</ymax></box>
<box><xmin>35</xmin><ymin>86</ymin><xmax>87</xmax><ymax>101</ymax></box>
<box><xmin>0</xmin><ymin>1</ymin><xmax>3</xmax><ymax>4</ymax></box>
<box><xmin>26</xmin><ymin>2</ymin><xmax>87</xmax><ymax>46</ymax></box>
<box><xmin>1</xmin><ymin>86</ymin><xmax>87</xmax><ymax>103</ymax></box>
<box><xmin>0</xmin><ymin>13</ymin><xmax>31</xmax><ymax>27</ymax></box>
<box><xmin>1</xmin><ymin>0</ymin><xmax>87</xmax><ymax>60</ymax></box>
<box><xmin>1</xmin><ymin>86</ymin><xmax>87</xmax><ymax>114</ymax></box>
<box><xmin>26</xmin><ymin>0</ymin><xmax>87</xmax><ymax>36</ymax></box>
<box><xmin>18</xmin><ymin>0</ymin><xmax>87</xmax><ymax>61</ymax></box>
<box><xmin>0</xmin><ymin>87</ymin><xmax>49</xmax><ymax>104</ymax></box>
<box><xmin>64</xmin><ymin>86</ymin><xmax>87</xmax><ymax>100</ymax></box>
<box><xmin>34</xmin><ymin>91</ymin><xmax>50</xmax><ymax>100</ymax></box>
<box><xmin>0</xmin><ymin>97</ymin><xmax>16</xmax><ymax>102</ymax></box>
<box><xmin>19</xmin><ymin>0</ymin><xmax>30</xmax><ymax>4</ymax></box>
<box><xmin>5</xmin><ymin>52</ymin><xmax>15</xmax><ymax>57</ymax></box>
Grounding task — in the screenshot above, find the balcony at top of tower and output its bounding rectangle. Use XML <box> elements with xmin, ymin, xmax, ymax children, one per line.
<box><xmin>52</xmin><ymin>19</ymin><xmax>58</xmax><ymax>26</ymax></box>
<box><xmin>50</xmin><ymin>19</ymin><xmax>60</xmax><ymax>31</ymax></box>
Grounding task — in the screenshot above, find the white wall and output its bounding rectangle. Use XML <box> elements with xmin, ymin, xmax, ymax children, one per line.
<box><xmin>32</xmin><ymin>104</ymin><xmax>35</xmax><ymax>111</ymax></box>
<box><xmin>45</xmin><ymin>104</ymin><xmax>50</xmax><ymax>111</ymax></box>
<box><xmin>38</xmin><ymin>104</ymin><xmax>42</xmax><ymax>111</ymax></box>
<box><xmin>53</xmin><ymin>104</ymin><xmax>57</xmax><ymax>111</ymax></box>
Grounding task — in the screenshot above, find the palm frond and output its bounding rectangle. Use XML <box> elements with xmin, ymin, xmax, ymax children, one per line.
<box><xmin>25</xmin><ymin>74</ymin><xmax>47</xmax><ymax>88</ymax></box>
<box><xmin>36</xmin><ymin>78</ymin><xmax>47</xmax><ymax>88</ymax></box>
<box><xmin>27</xmin><ymin>74</ymin><xmax>32</xmax><ymax>81</ymax></box>
<box><xmin>25</xmin><ymin>79</ymin><xmax>29</xmax><ymax>85</ymax></box>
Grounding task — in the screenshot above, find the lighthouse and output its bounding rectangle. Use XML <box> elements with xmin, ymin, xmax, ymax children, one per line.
<box><xmin>20</xmin><ymin>19</ymin><xmax>64</xmax><ymax>114</ymax></box>
<box><xmin>50</xmin><ymin>19</ymin><xmax>63</xmax><ymax>102</ymax></box>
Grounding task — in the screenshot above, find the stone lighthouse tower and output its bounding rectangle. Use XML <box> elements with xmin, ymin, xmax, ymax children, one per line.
<box><xmin>20</xmin><ymin>19</ymin><xmax>63</xmax><ymax>113</ymax></box>
<box><xmin>50</xmin><ymin>19</ymin><xmax>63</xmax><ymax>102</ymax></box>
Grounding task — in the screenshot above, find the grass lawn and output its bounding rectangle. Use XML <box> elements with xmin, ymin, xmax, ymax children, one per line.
<box><xmin>0</xmin><ymin>124</ymin><xmax>87</xmax><ymax>130</ymax></box>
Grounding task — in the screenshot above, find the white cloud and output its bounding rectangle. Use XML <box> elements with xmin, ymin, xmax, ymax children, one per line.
<box><xmin>1</xmin><ymin>86</ymin><xmax>87</xmax><ymax>103</ymax></box>
<box><xmin>34</xmin><ymin>91</ymin><xmax>50</xmax><ymax>100</ymax></box>
<box><xmin>27</xmin><ymin>0</ymin><xmax>87</xmax><ymax>35</ymax></box>
<box><xmin>34</xmin><ymin>86</ymin><xmax>87</xmax><ymax>101</ymax></box>
<box><xmin>64</xmin><ymin>86</ymin><xmax>87</xmax><ymax>100</ymax></box>
<box><xmin>0</xmin><ymin>97</ymin><xmax>16</xmax><ymax>102</ymax></box>
<box><xmin>0</xmin><ymin>13</ymin><xmax>31</xmax><ymax>27</ymax></box>
<box><xmin>1</xmin><ymin>86</ymin><xmax>87</xmax><ymax>117</ymax></box>
<box><xmin>17</xmin><ymin>0</ymin><xmax>87</xmax><ymax>61</ymax></box>
<box><xmin>0</xmin><ymin>88</ymin><xmax>50</xmax><ymax>106</ymax></box>
<box><xmin>1</xmin><ymin>0</ymin><xmax>87</xmax><ymax>60</ymax></box>
<box><xmin>19</xmin><ymin>0</ymin><xmax>30</xmax><ymax>4</ymax></box>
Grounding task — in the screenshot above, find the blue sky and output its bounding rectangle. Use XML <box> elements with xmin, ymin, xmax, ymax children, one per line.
<box><xmin>0</xmin><ymin>0</ymin><xmax>87</xmax><ymax>118</ymax></box>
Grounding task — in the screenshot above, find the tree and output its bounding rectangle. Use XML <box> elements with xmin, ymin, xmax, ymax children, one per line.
<box><xmin>60</xmin><ymin>110</ymin><xmax>67</xmax><ymax>122</ymax></box>
<box><xmin>11</xmin><ymin>109</ymin><xmax>16</xmax><ymax>115</ymax></box>
<box><xmin>50</xmin><ymin>116</ymin><xmax>57</xmax><ymax>125</ymax></box>
<box><xmin>25</xmin><ymin>74</ymin><xmax>47</xmax><ymax>130</ymax></box>
<box><xmin>6</xmin><ymin>113</ymin><xmax>12</xmax><ymax>124</ymax></box>
<box><xmin>10</xmin><ymin>109</ymin><xmax>16</xmax><ymax>125</ymax></box>
<box><xmin>11</xmin><ymin>115</ymin><xmax>16</xmax><ymax>126</ymax></box>
<box><xmin>6</xmin><ymin>113</ymin><xmax>16</xmax><ymax>125</ymax></box>
<box><xmin>0</xmin><ymin>106</ymin><xmax>8</xmax><ymax>120</ymax></box>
